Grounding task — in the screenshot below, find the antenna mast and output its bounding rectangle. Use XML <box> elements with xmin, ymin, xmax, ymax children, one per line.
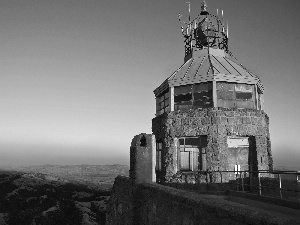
<box><xmin>186</xmin><ymin>1</ymin><xmax>191</xmax><ymax>23</ymax></box>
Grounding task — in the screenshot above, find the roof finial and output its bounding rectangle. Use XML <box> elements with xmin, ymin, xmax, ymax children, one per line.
<box><xmin>201</xmin><ymin>0</ymin><xmax>207</xmax><ymax>12</ymax></box>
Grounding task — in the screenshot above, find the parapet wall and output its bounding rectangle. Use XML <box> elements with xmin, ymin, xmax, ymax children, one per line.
<box><xmin>106</xmin><ymin>176</ymin><xmax>298</xmax><ymax>225</ymax></box>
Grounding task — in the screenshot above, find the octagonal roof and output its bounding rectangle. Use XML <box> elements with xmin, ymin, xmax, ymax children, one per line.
<box><xmin>154</xmin><ymin>48</ymin><xmax>264</xmax><ymax>97</ymax></box>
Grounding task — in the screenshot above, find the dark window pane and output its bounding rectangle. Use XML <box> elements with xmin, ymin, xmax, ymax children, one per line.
<box><xmin>194</xmin><ymin>83</ymin><xmax>208</xmax><ymax>92</ymax></box>
<box><xmin>174</xmin><ymin>93</ymin><xmax>192</xmax><ymax>102</ymax></box>
<box><xmin>217</xmin><ymin>90</ymin><xmax>234</xmax><ymax>100</ymax></box>
<box><xmin>159</xmin><ymin>97</ymin><xmax>164</xmax><ymax>103</ymax></box>
<box><xmin>235</xmin><ymin>84</ymin><xmax>253</xmax><ymax>92</ymax></box>
<box><xmin>217</xmin><ymin>99</ymin><xmax>235</xmax><ymax>108</ymax></box>
<box><xmin>185</xmin><ymin>137</ymin><xmax>199</xmax><ymax>146</ymax></box>
<box><xmin>179</xmin><ymin>139</ymin><xmax>184</xmax><ymax>145</ymax></box>
<box><xmin>194</xmin><ymin>92</ymin><xmax>203</xmax><ymax>100</ymax></box>
<box><xmin>236</xmin><ymin>100</ymin><xmax>254</xmax><ymax>109</ymax></box>
<box><xmin>159</xmin><ymin>101</ymin><xmax>164</xmax><ymax>108</ymax></box>
<box><xmin>194</xmin><ymin>91</ymin><xmax>212</xmax><ymax>100</ymax></box>
<box><xmin>157</xmin><ymin>142</ymin><xmax>162</xmax><ymax>150</ymax></box>
<box><xmin>175</xmin><ymin>101</ymin><xmax>192</xmax><ymax>111</ymax></box>
<box><xmin>175</xmin><ymin>101</ymin><xmax>192</xmax><ymax>106</ymax></box>
<box><xmin>175</xmin><ymin>104</ymin><xmax>191</xmax><ymax>111</ymax></box>
<box><xmin>206</xmin><ymin>90</ymin><xmax>213</xmax><ymax>98</ymax></box>
<box><xmin>193</xmin><ymin>100</ymin><xmax>203</xmax><ymax>107</ymax></box>
<box><xmin>203</xmin><ymin>101</ymin><xmax>213</xmax><ymax>108</ymax></box>
<box><xmin>200</xmin><ymin>136</ymin><xmax>208</xmax><ymax>147</ymax></box>
<box><xmin>174</xmin><ymin>85</ymin><xmax>192</xmax><ymax>95</ymax></box>
<box><xmin>194</xmin><ymin>82</ymin><xmax>213</xmax><ymax>91</ymax></box>
<box><xmin>217</xmin><ymin>82</ymin><xmax>234</xmax><ymax>91</ymax></box>
<box><xmin>236</xmin><ymin>92</ymin><xmax>252</xmax><ymax>100</ymax></box>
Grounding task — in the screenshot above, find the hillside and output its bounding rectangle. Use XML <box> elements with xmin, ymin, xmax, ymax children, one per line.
<box><xmin>0</xmin><ymin>164</ymin><xmax>129</xmax><ymax>225</ymax></box>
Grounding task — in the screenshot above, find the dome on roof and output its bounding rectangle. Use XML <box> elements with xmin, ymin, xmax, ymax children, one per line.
<box><xmin>180</xmin><ymin>1</ymin><xmax>228</xmax><ymax>61</ymax></box>
<box><xmin>195</xmin><ymin>14</ymin><xmax>228</xmax><ymax>51</ymax></box>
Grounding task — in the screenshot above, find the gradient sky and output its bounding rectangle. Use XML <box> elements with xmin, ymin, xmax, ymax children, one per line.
<box><xmin>0</xmin><ymin>0</ymin><xmax>299</xmax><ymax>169</ymax></box>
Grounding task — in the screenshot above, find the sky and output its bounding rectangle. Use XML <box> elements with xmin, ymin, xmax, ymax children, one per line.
<box><xmin>0</xmin><ymin>0</ymin><xmax>299</xmax><ymax>169</ymax></box>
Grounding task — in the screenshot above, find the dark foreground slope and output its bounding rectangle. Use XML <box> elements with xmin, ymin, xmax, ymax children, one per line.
<box><xmin>0</xmin><ymin>170</ymin><xmax>110</xmax><ymax>225</ymax></box>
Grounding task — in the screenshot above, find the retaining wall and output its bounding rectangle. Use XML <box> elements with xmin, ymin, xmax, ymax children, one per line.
<box><xmin>106</xmin><ymin>176</ymin><xmax>299</xmax><ymax>225</ymax></box>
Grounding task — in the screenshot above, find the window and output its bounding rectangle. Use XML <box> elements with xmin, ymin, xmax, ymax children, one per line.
<box><xmin>217</xmin><ymin>82</ymin><xmax>255</xmax><ymax>109</ymax></box>
<box><xmin>174</xmin><ymin>82</ymin><xmax>213</xmax><ymax>110</ymax></box>
<box><xmin>156</xmin><ymin>141</ymin><xmax>162</xmax><ymax>171</ymax></box>
<box><xmin>178</xmin><ymin>136</ymin><xmax>207</xmax><ymax>171</ymax></box>
<box><xmin>156</xmin><ymin>90</ymin><xmax>170</xmax><ymax>116</ymax></box>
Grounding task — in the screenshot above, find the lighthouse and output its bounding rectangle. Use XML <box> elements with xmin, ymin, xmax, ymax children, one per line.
<box><xmin>152</xmin><ymin>1</ymin><xmax>272</xmax><ymax>184</ymax></box>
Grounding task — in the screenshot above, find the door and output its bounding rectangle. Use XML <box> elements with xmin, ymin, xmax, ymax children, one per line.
<box><xmin>227</xmin><ymin>137</ymin><xmax>249</xmax><ymax>180</ymax></box>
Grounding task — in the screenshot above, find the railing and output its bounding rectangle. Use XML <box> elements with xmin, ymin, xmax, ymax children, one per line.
<box><xmin>211</xmin><ymin>170</ymin><xmax>300</xmax><ymax>204</ymax></box>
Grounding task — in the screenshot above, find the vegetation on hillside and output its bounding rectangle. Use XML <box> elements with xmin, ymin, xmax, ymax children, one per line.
<box><xmin>0</xmin><ymin>171</ymin><xmax>110</xmax><ymax>225</ymax></box>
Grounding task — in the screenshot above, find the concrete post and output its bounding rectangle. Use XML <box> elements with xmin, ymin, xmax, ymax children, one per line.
<box><xmin>130</xmin><ymin>133</ymin><xmax>156</xmax><ymax>184</ymax></box>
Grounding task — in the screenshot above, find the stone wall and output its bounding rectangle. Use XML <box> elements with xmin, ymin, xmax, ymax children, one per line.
<box><xmin>152</xmin><ymin>108</ymin><xmax>272</xmax><ymax>183</ymax></box>
<box><xmin>106</xmin><ymin>176</ymin><xmax>299</xmax><ymax>225</ymax></box>
<box><xmin>105</xmin><ymin>176</ymin><xmax>134</xmax><ymax>225</ymax></box>
<box><xmin>130</xmin><ymin>134</ymin><xmax>156</xmax><ymax>184</ymax></box>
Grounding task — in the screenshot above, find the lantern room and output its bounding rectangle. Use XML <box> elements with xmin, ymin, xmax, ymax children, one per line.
<box><xmin>154</xmin><ymin>1</ymin><xmax>264</xmax><ymax>116</ymax></box>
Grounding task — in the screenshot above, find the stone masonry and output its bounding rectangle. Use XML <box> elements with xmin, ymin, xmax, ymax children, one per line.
<box><xmin>152</xmin><ymin>108</ymin><xmax>272</xmax><ymax>184</ymax></box>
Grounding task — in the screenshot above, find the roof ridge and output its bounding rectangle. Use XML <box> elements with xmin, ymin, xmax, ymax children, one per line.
<box><xmin>182</xmin><ymin>58</ymin><xmax>195</xmax><ymax>79</ymax></box>
<box><xmin>207</xmin><ymin>52</ymin><xmax>215</xmax><ymax>75</ymax></box>
<box><xmin>194</xmin><ymin>55</ymin><xmax>207</xmax><ymax>77</ymax></box>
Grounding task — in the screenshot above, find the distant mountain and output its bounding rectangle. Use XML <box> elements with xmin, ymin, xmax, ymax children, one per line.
<box><xmin>274</xmin><ymin>166</ymin><xmax>300</xmax><ymax>172</ymax></box>
<box><xmin>5</xmin><ymin>164</ymin><xmax>129</xmax><ymax>191</ymax></box>
<box><xmin>0</xmin><ymin>170</ymin><xmax>111</xmax><ymax>225</ymax></box>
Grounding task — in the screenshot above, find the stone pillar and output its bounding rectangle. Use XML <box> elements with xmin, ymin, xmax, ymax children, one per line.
<box><xmin>130</xmin><ymin>133</ymin><xmax>156</xmax><ymax>184</ymax></box>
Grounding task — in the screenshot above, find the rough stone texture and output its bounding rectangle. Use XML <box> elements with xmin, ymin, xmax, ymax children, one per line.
<box><xmin>130</xmin><ymin>133</ymin><xmax>156</xmax><ymax>184</ymax></box>
<box><xmin>152</xmin><ymin>108</ymin><xmax>272</xmax><ymax>183</ymax></box>
<box><xmin>106</xmin><ymin>176</ymin><xmax>299</xmax><ymax>225</ymax></box>
<box><xmin>106</xmin><ymin>176</ymin><xmax>134</xmax><ymax>225</ymax></box>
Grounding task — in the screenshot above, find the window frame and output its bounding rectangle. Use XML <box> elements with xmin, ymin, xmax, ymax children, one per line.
<box><xmin>156</xmin><ymin>141</ymin><xmax>162</xmax><ymax>171</ymax></box>
<box><xmin>174</xmin><ymin>82</ymin><xmax>213</xmax><ymax>111</ymax></box>
<box><xmin>216</xmin><ymin>82</ymin><xmax>256</xmax><ymax>109</ymax></box>
<box><xmin>178</xmin><ymin>136</ymin><xmax>207</xmax><ymax>172</ymax></box>
<box><xmin>156</xmin><ymin>89</ymin><xmax>170</xmax><ymax>116</ymax></box>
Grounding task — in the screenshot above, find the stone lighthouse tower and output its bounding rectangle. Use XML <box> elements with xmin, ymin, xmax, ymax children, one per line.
<box><xmin>152</xmin><ymin>2</ymin><xmax>272</xmax><ymax>184</ymax></box>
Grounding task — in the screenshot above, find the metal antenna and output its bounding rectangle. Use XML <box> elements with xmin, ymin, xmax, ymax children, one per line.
<box><xmin>222</xmin><ymin>9</ymin><xmax>224</xmax><ymax>22</ymax></box>
<box><xmin>186</xmin><ymin>1</ymin><xmax>191</xmax><ymax>23</ymax></box>
<box><xmin>217</xmin><ymin>8</ymin><xmax>218</xmax><ymax>16</ymax></box>
<box><xmin>227</xmin><ymin>20</ymin><xmax>229</xmax><ymax>37</ymax></box>
<box><xmin>222</xmin><ymin>10</ymin><xmax>224</xmax><ymax>32</ymax></box>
